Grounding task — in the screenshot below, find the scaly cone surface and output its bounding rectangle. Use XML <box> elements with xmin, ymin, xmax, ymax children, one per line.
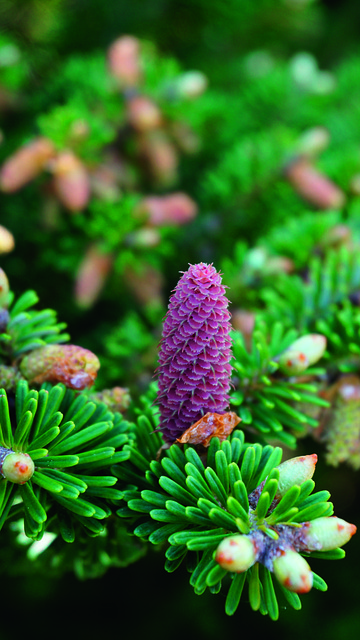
<box><xmin>156</xmin><ymin>263</ymin><xmax>232</xmax><ymax>442</ymax></box>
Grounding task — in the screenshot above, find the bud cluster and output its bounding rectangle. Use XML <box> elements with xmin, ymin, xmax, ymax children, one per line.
<box><xmin>215</xmin><ymin>454</ymin><xmax>356</xmax><ymax>594</ymax></box>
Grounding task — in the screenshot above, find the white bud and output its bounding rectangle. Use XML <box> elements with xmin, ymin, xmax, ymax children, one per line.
<box><xmin>215</xmin><ymin>535</ymin><xmax>257</xmax><ymax>572</ymax></box>
<box><xmin>273</xmin><ymin>548</ymin><xmax>313</xmax><ymax>593</ymax></box>
<box><xmin>276</xmin><ymin>454</ymin><xmax>317</xmax><ymax>496</ymax></box>
<box><xmin>302</xmin><ymin>516</ymin><xmax>357</xmax><ymax>551</ymax></box>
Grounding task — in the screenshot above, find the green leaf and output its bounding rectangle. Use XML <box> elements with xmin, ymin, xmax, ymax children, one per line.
<box><xmin>50</xmin><ymin>421</ymin><xmax>111</xmax><ymax>455</ymax></box>
<box><xmin>148</xmin><ymin>523</ymin><xmax>182</xmax><ymax>545</ymax></box>
<box><xmin>35</xmin><ymin>454</ymin><xmax>79</xmax><ymax>468</ymax></box>
<box><xmin>27</xmin><ymin>426</ymin><xmax>61</xmax><ymax>451</ymax></box>
<box><xmin>248</xmin><ymin>563</ymin><xmax>261</xmax><ymax>611</ymax></box>
<box><xmin>312</xmin><ymin>572</ymin><xmax>328</xmax><ymax>591</ymax></box>
<box><xmin>19</xmin><ymin>482</ymin><xmax>47</xmax><ymax>524</ymax></box>
<box><xmin>158</xmin><ymin>476</ymin><xmax>197</xmax><ymax>506</ymax></box>
<box><xmin>240</xmin><ymin>446</ymin><xmax>256</xmax><ymax>488</ymax></box>
<box><xmin>260</xmin><ymin>565</ymin><xmax>279</xmax><ymax>621</ymax></box>
<box><xmin>54</xmin><ymin>494</ymin><xmax>96</xmax><ymax>517</ymax></box>
<box><xmin>225</xmin><ymin>572</ymin><xmax>247</xmax><ymax>615</ymax></box>
<box><xmin>204</xmin><ymin>467</ymin><xmax>228</xmax><ymax>505</ymax></box>
<box><xmin>0</xmin><ymin>391</ymin><xmax>13</xmax><ymax>447</ymax></box>
<box><xmin>32</xmin><ymin>470</ymin><xmax>64</xmax><ymax>493</ymax></box>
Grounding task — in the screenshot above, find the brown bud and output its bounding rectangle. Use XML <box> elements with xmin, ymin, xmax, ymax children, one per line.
<box><xmin>170</xmin><ymin>121</ymin><xmax>200</xmax><ymax>154</ymax></box>
<box><xmin>127</xmin><ymin>96</ymin><xmax>162</xmax><ymax>132</ymax></box>
<box><xmin>139</xmin><ymin>131</ymin><xmax>178</xmax><ymax>186</ymax></box>
<box><xmin>107</xmin><ymin>36</ymin><xmax>142</xmax><ymax>87</ymax></box>
<box><xmin>137</xmin><ymin>192</ymin><xmax>197</xmax><ymax>226</ymax></box>
<box><xmin>51</xmin><ymin>150</ymin><xmax>90</xmax><ymax>212</ymax></box>
<box><xmin>75</xmin><ymin>245</ymin><xmax>113</xmax><ymax>308</ymax></box>
<box><xmin>177</xmin><ymin>411</ymin><xmax>241</xmax><ymax>447</ymax></box>
<box><xmin>285</xmin><ymin>158</ymin><xmax>346</xmax><ymax>210</ymax></box>
<box><xmin>19</xmin><ymin>344</ymin><xmax>100</xmax><ymax>389</ymax></box>
<box><xmin>89</xmin><ymin>386</ymin><xmax>131</xmax><ymax>414</ymax></box>
<box><xmin>124</xmin><ymin>262</ymin><xmax>164</xmax><ymax>307</ymax></box>
<box><xmin>0</xmin><ymin>137</ymin><xmax>55</xmax><ymax>192</ymax></box>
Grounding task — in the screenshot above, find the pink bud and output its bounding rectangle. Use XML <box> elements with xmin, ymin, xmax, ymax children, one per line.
<box><xmin>276</xmin><ymin>454</ymin><xmax>318</xmax><ymax>496</ymax></box>
<box><xmin>215</xmin><ymin>535</ymin><xmax>257</xmax><ymax>572</ymax></box>
<box><xmin>137</xmin><ymin>192</ymin><xmax>197</xmax><ymax>226</ymax></box>
<box><xmin>51</xmin><ymin>151</ymin><xmax>90</xmax><ymax>212</ymax></box>
<box><xmin>0</xmin><ymin>137</ymin><xmax>55</xmax><ymax>192</ymax></box>
<box><xmin>127</xmin><ymin>96</ymin><xmax>162</xmax><ymax>132</ymax></box>
<box><xmin>273</xmin><ymin>548</ymin><xmax>313</xmax><ymax>593</ymax></box>
<box><xmin>302</xmin><ymin>516</ymin><xmax>357</xmax><ymax>551</ymax></box>
<box><xmin>285</xmin><ymin>158</ymin><xmax>346</xmax><ymax>210</ymax></box>
<box><xmin>75</xmin><ymin>245</ymin><xmax>113</xmax><ymax>308</ymax></box>
<box><xmin>107</xmin><ymin>36</ymin><xmax>142</xmax><ymax>87</ymax></box>
<box><xmin>1</xmin><ymin>452</ymin><xmax>35</xmax><ymax>484</ymax></box>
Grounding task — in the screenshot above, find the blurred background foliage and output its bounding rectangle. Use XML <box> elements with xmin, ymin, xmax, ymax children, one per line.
<box><xmin>1</xmin><ymin>0</ymin><xmax>360</xmax><ymax>638</ymax></box>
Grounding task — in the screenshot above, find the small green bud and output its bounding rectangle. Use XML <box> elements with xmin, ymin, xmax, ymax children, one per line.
<box><xmin>273</xmin><ymin>548</ymin><xmax>313</xmax><ymax>593</ymax></box>
<box><xmin>276</xmin><ymin>454</ymin><xmax>317</xmax><ymax>496</ymax></box>
<box><xmin>302</xmin><ymin>516</ymin><xmax>357</xmax><ymax>552</ymax></box>
<box><xmin>215</xmin><ymin>534</ymin><xmax>257</xmax><ymax>573</ymax></box>
<box><xmin>278</xmin><ymin>334</ymin><xmax>326</xmax><ymax>374</ymax></box>
<box><xmin>1</xmin><ymin>452</ymin><xmax>35</xmax><ymax>484</ymax></box>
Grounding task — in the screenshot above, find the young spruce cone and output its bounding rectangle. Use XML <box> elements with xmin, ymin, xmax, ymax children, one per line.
<box><xmin>156</xmin><ymin>263</ymin><xmax>232</xmax><ymax>442</ymax></box>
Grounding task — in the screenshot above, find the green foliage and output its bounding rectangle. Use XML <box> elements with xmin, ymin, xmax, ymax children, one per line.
<box><xmin>1</xmin><ymin>288</ymin><xmax>69</xmax><ymax>360</ymax></box>
<box><xmin>0</xmin><ymin>380</ymin><xmax>133</xmax><ymax>544</ymax></box>
<box><xmin>115</xmin><ymin>415</ymin><xmax>340</xmax><ymax>620</ymax></box>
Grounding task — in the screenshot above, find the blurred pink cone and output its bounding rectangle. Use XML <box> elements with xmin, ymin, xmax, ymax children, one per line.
<box><xmin>51</xmin><ymin>150</ymin><xmax>90</xmax><ymax>212</ymax></box>
<box><xmin>75</xmin><ymin>245</ymin><xmax>113</xmax><ymax>308</ymax></box>
<box><xmin>108</xmin><ymin>36</ymin><xmax>142</xmax><ymax>87</ymax></box>
<box><xmin>285</xmin><ymin>158</ymin><xmax>345</xmax><ymax>209</ymax></box>
<box><xmin>139</xmin><ymin>131</ymin><xmax>178</xmax><ymax>186</ymax></box>
<box><xmin>137</xmin><ymin>192</ymin><xmax>197</xmax><ymax>226</ymax></box>
<box><xmin>127</xmin><ymin>95</ymin><xmax>162</xmax><ymax>132</ymax></box>
<box><xmin>0</xmin><ymin>137</ymin><xmax>54</xmax><ymax>192</ymax></box>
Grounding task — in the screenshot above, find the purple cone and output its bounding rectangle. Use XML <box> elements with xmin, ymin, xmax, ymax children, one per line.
<box><xmin>156</xmin><ymin>263</ymin><xmax>233</xmax><ymax>443</ymax></box>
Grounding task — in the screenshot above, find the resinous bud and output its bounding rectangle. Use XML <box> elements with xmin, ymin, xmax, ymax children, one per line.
<box><xmin>276</xmin><ymin>454</ymin><xmax>317</xmax><ymax>497</ymax></box>
<box><xmin>302</xmin><ymin>516</ymin><xmax>357</xmax><ymax>552</ymax></box>
<box><xmin>278</xmin><ymin>333</ymin><xmax>326</xmax><ymax>374</ymax></box>
<box><xmin>19</xmin><ymin>344</ymin><xmax>100</xmax><ymax>389</ymax></box>
<box><xmin>215</xmin><ymin>534</ymin><xmax>257</xmax><ymax>573</ymax></box>
<box><xmin>273</xmin><ymin>548</ymin><xmax>313</xmax><ymax>593</ymax></box>
<box><xmin>1</xmin><ymin>452</ymin><xmax>35</xmax><ymax>484</ymax></box>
